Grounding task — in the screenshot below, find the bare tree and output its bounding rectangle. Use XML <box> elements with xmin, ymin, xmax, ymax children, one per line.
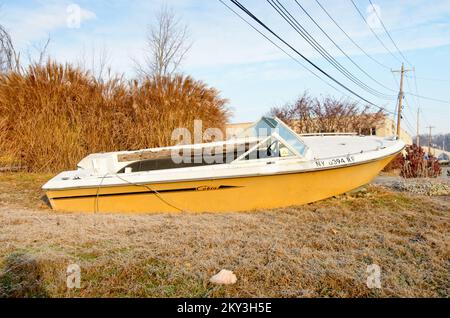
<box><xmin>135</xmin><ymin>5</ymin><xmax>191</xmax><ymax>78</ymax></box>
<box><xmin>269</xmin><ymin>92</ymin><xmax>386</xmax><ymax>134</ymax></box>
<box><xmin>0</xmin><ymin>24</ymin><xmax>19</xmax><ymax>73</ymax></box>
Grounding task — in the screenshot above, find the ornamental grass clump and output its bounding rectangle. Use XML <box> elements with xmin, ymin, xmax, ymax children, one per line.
<box><xmin>0</xmin><ymin>61</ymin><xmax>230</xmax><ymax>172</ymax></box>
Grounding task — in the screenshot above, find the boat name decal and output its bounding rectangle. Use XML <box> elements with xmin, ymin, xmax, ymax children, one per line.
<box><xmin>196</xmin><ymin>185</ymin><xmax>221</xmax><ymax>191</ymax></box>
<box><xmin>314</xmin><ymin>156</ymin><xmax>355</xmax><ymax>168</ymax></box>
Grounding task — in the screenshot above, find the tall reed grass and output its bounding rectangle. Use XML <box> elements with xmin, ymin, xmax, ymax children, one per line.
<box><xmin>0</xmin><ymin>61</ymin><xmax>230</xmax><ymax>172</ymax></box>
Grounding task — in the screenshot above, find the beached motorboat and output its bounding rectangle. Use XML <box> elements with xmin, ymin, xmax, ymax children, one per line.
<box><xmin>42</xmin><ymin>117</ymin><xmax>405</xmax><ymax>213</ymax></box>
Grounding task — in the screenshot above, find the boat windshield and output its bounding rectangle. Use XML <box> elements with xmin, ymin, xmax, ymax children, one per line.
<box><xmin>240</xmin><ymin>136</ymin><xmax>296</xmax><ymax>161</ymax></box>
<box><xmin>237</xmin><ymin>117</ymin><xmax>308</xmax><ymax>157</ymax></box>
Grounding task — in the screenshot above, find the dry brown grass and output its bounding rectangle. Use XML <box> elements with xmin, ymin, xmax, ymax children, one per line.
<box><xmin>0</xmin><ymin>173</ymin><xmax>448</xmax><ymax>298</ymax></box>
<box><xmin>0</xmin><ymin>61</ymin><xmax>230</xmax><ymax>172</ymax></box>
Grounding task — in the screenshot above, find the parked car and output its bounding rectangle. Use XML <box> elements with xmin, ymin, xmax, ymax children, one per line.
<box><xmin>437</xmin><ymin>153</ymin><xmax>450</xmax><ymax>166</ymax></box>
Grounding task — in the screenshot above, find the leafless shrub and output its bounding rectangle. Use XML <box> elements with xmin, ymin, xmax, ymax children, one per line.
<box><xmin>400</xmin><ymin>144</ymin><xmax>441</xmax><ymax>178</ymax></box>
<box><xmin>269</xmin><ymin>92</ymin><xmax>385</xmax><ymax>134</ymax></box>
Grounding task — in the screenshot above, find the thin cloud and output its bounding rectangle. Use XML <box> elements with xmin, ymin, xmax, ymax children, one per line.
<box><xmin>2</xmin><ymin>1</ymin><xmax>96</xmax><ymax>48</ymax></box>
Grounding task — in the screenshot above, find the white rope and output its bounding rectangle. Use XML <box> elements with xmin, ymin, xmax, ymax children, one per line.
<box><xmin>113</xmin><ymin>173</ymin><xmax>186</xmax><ymax>213</ymax></box>
<box><xmin>94</xmin><ymin>173</ymin><xmax>108</xmax><ymax>213</ymax></box>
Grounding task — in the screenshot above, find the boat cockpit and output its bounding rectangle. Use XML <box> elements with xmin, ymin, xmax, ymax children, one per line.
<box><xmin>76</xmin><ymin>117</ymin><xmax>311</xmax><ymax>175</ymax></box>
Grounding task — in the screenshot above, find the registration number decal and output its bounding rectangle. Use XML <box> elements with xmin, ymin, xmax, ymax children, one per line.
<box><xmin>314</xmin><ymin>155</ymin><xmax>355</xmax><ymax>168</ymax></box>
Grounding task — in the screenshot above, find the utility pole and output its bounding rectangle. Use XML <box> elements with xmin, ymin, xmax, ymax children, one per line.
<box><xmin>416</xmin><ymin>107</ymin><xmax>420</xmax><ymax>146</ymax></box>
<box><xmin>392</xmin><ymin>63</ymin><xmax>412</xmax><ymax>139</ymax></box>
<box><xmin>426</xmin><ymin>126</ymin><xmax>434</xmax><ymax>156</ymax></box>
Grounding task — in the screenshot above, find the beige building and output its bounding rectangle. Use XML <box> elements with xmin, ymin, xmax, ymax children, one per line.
<box><xmin>226</xmin><ymin>116</ymin><xmax>413</xmax><ymax>145</ymax></box>
<box><xmin>372</xmin><ymin>117</ymin><xmax>413</xmax><ymax>145</ymax></box>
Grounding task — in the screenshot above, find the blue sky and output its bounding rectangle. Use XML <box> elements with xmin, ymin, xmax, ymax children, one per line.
<box><xmin>1</xmin><ymin>0</ymin><xmax>450</xmax><ymax>134</ymax></box>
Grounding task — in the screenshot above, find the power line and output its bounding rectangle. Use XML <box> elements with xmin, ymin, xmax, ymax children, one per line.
<box><xmin>391</xmin><ymin>63</ymin><xmax>412</xmax><ymax>138</ymax></box>
<box><xmin>268</xmin><ymin>0</ymin><xmax>393</xmax><ymax>100</ymax></box>
<box><xmin>391</xmin><ymin>64</ymin><xmax>436</xmax><ymax>134</ymax></box>
<box><xmin>390</xmin><ymin>65</ymin><xmax>450</xmax><ymax>105</ymax></box>
<box><xmin>392</xmin><ymin>69</ymin><xmax>424</xmax><ymax>138</ymax></box>
<box><xmin>406</xmin><ymin>68</ymin><xmax>431</xmax><ymax>134</ymax></box>
<box><xmin>404</xmin><ymin>76</ymin><xmax>418</xmax><ymax>113</ymax></box>
<box><xmin>403</xmin><ymin>113</ymin><xmax>416</xmax><ymax>137</ymax></box>
<box><xmin>226</xmin><ymin>0</ymin><xmax>394</xmax><ymax>114</ymax></box>
<box><xmin>411</xmin><ymin>70</ymin><xmax>422</xmax><ymax>113</ymax></box>
<box><xmin>426</xmin><ymin>125</ymin><xmax>435</xmax><ymax>156</ymax></box>
<box><xmin>217</xmin><ymin>0</ymin><xmax>359</xmax><ymax>102</ymax></box>
<box><xmin>293</xmin><ymin>0</ymin><xmax>397</xmax><ymax>96</ymax></box>
<box><xmin>405</xmin><ymin>81</ymin><xmax>420</xmax><ymax>130</ymax></box>
<box><xmin>402</xmin><ymin>98</ymin><xmax>417</xmax><ymax>134</ymax></box>
<box><xmin>350</xmin><ymin>0</ymin><xmax>403</xmax><ymax>64</ymax></box>
<box><xmin>219</xmin><ymin>0</ymin><xmax>394</xmax><ymax>112</ymax></box>
<box><xmin>393</xmin><ymin>87</ymin><xmax>415</xmax><ymax>137</ymax></box>
<box><xmin>420</xmin><ymin>109</ymin><xmax>430</xmax><ymax>128</ymax></box>
<box><xmin>404</xmin><ymin>75</ymin><xmax>426</xmax><ymax>129</ymax></box>
<box><xmin>269</xmin><ymin>0</ymin><xmax>393</xmax><ymax>100</ymax></box>
<box><xmin>404</xmin><ymin>91</ymin><xmax>450</xmax><ymax>104</ymax></box>
<box><xmin>406</xmin><ymin>75</ymin><xmax>450</xmax><ymax>83</ymax></box>
<box><xmin>410</xmin><ymin>74</ymin><xmax>432</xmax><ymax>138</ymax></box>
<box><xmin>394</xmin><ymin>69</ymin><xmax>430</xmax><ymax>133</ymax></box>
<box><xmin>390</xmin><ymin>71</ymin><xmax>399</xmax><ymax>125</ymax></box>
<box><xmin>368</xmin><ymin>0</ymin><xmax>412</xmax><ymax>66</ymax></box>
<box><xmin>363</xmin><ymin>0</ymin><xmax>449</xmax><ymax>123</ymax></box>
<box><xmin>315</xmin><ymin>0</ymin><xmax>393</xmax><ymax>71</ymax></box>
